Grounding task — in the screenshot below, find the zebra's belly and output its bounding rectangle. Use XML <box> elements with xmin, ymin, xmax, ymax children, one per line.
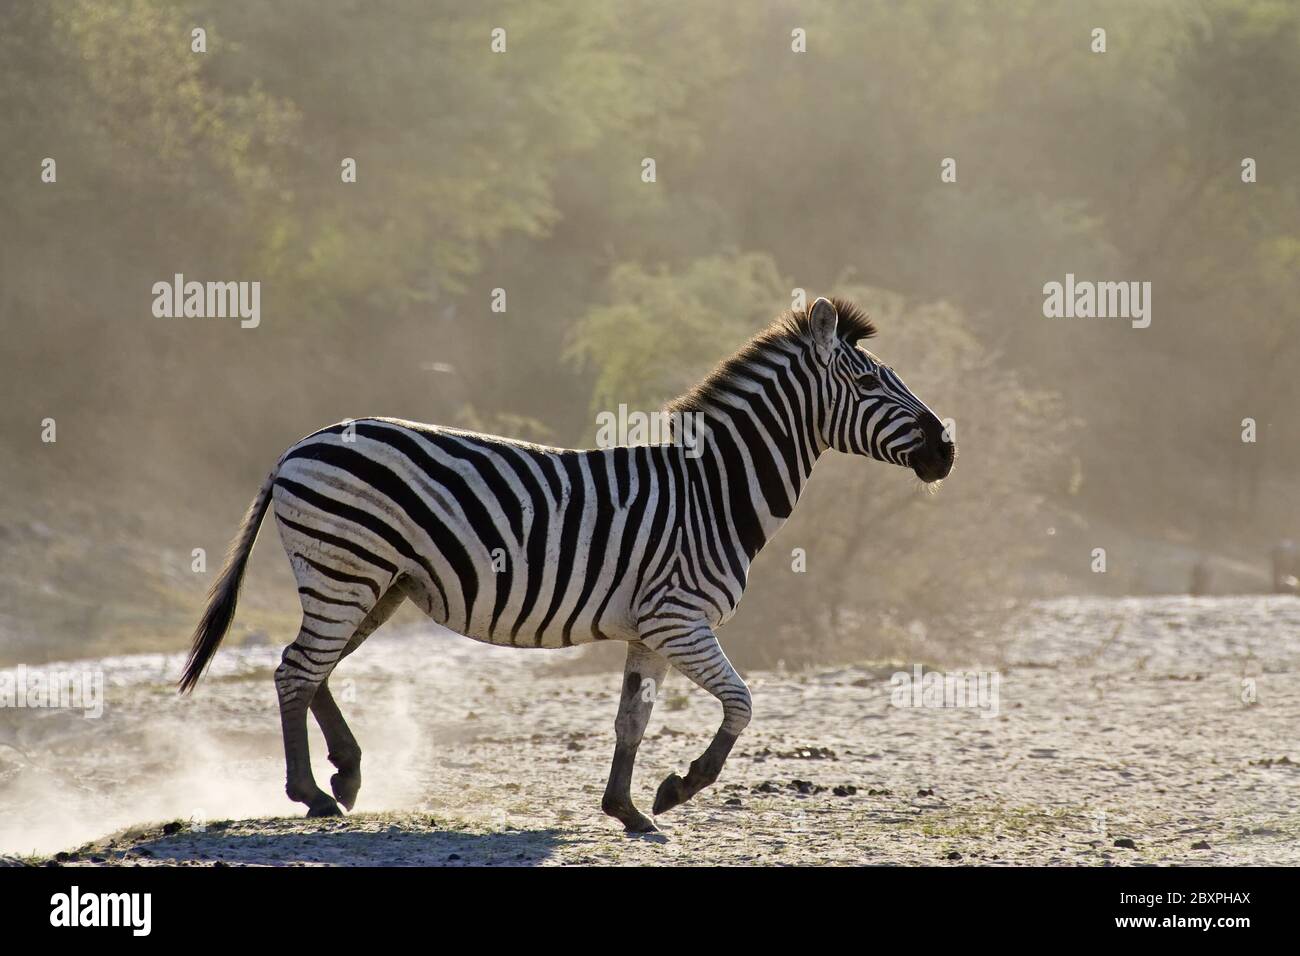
<box><xmin>407</xmin><ymin>547</ymin><xmax>643</xmax><ymax>647</ymax></box>
<box><xmin>441</xmin><ymin>615</ymin><xmax>641</xmax><ymax>650</ymax></box>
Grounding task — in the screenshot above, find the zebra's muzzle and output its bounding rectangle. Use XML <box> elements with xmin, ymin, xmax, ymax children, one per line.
<box><xmin>912</xmin><ymin>412</ymin><xmax>955</xmax><ymax>482</ymax></box>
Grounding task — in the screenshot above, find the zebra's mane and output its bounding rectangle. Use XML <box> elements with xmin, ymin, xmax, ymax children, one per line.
<box><xmin>665</xmin><ymin>298</ymin><xmax>876</xmax><ymax>415</ymax></box>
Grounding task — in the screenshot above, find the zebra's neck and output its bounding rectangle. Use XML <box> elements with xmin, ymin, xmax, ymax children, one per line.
<box><xmin>676</xmin><ymin>341</ymin><xmax>827</xmax><ymax>561</ymax></box>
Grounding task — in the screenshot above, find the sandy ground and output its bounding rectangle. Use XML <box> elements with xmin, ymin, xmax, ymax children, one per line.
<box><xmin>2</xmin><ymin>595</ymin><xmax>1298</xmax><ymax>866</ymax></box>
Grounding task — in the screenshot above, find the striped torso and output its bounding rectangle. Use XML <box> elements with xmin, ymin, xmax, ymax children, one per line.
<box><xmin>271</xmin><ymin>417</ymin><xmax>775</xmax><ymax>648</ymax></box>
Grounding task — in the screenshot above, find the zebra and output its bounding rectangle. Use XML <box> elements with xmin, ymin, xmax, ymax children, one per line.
<box><xmin>179</xmin><ymin>296</ymin><xmax>955</xmax><ymax>831</ymax></box>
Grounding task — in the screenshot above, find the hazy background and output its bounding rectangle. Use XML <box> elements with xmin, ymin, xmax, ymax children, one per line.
<box><xmin>2</xmin><ymin>0</ymin><xmax>1297</xmax><ymax>671</ymax></box>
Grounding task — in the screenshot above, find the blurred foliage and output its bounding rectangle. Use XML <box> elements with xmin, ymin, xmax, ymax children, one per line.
<box><xmin>2</xmin><ymin>0</ymin><xmax>1298</xmax><ymax>665</ymax></box>
<box><xmin>567</xmin><ymin>254</ymin><xmax>789</xmax><ymax>414</ymax></box>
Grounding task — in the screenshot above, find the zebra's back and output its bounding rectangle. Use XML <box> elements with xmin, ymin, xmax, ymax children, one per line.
<box><xmin>271</xmin><ymin>417</ymin><xmax>681</xmax><ymax>647</ymax></box>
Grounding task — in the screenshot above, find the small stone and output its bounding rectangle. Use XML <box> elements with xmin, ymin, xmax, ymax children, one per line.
<box><xmin>1191</xmin><ymin>841</ymin><xmax>1211</xmax><ymax>850</ymax></box>
<box><xmin>1113</xmin><ymin>838</ymin><xmax>1137</xmax><ymax>849</ymax></box>
<box><xmin>947</xmin><ymin>851</ymin><xmax>962</xmax><ymax>861</ymax></box>
<box><xmin>789</xmin><ymin>779</ymin><xmax>825</xmax><ymax>795</ymax></box>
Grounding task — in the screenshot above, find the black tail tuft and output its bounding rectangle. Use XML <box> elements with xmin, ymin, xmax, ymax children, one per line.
<box><xmin>179</xmin><ymin>472</ymin><xmax>275</xmax><ymax>694</ymax></box>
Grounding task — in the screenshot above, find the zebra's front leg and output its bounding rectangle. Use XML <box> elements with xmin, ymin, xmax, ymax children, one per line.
<box><xmin>602</xmin><ymin>642</ymin><xmax>669</xmax><ymax>833</ymax></box>
<box><xmin>646</xmin><ymin>625</ymin><xmax>751</xmax><ymax>817</ymax></box>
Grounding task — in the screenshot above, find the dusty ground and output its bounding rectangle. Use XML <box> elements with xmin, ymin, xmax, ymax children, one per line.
<box><xmin>2</xmin><ymin>596</ymin><xmax>1298</xmax><ymax>866</ymax></box>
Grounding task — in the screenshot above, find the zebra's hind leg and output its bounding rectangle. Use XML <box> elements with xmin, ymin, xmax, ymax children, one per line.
<box><xmin>309</xmin><ymin>682</ymin><xmax>361</xmax><ymax>811</ymax></box>
<box><xmin>601</xmin><ymin>642</ymin><xmax>669</xmax><ymax>834</ymax></box>
<box><xmin>275</xmin><ymin>624</ymin><xmax>347</xmax><ymax>817</ymax></box>
<box><xmin>644</xmin><ymin>624</ymin><xmax>752</xmax><ymax>817</ymax></box>
<box><xmin>277</xmin><ymin>591</ymin><xmax>383</xmax><ymax>816</ymax></box>
<box><xmin>309</xmin><ymin>584</ymin><xmax>408</xmax><ymax>810</ymax></box>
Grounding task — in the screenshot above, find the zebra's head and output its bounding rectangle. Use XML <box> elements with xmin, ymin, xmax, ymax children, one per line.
<box><xmin>806</xmin><ymin>296</ymin><xmax>955</xmax><ymax>483</ymax></box>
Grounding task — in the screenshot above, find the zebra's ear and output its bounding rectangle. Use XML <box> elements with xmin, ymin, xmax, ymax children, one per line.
<box><xmin>809</xmin><ymin>297</ymin><xmax>839</xmax><ymax>362</ymax></box>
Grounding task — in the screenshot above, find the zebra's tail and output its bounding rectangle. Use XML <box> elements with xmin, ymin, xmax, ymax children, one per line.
<box><xmin>179</xmin><ymin>469</ymin><xmax>277</xmax><ymax>694</ymax></box>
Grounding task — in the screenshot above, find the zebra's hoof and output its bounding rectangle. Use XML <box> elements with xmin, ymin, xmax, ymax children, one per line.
<box><xmin>624</xmin><ymin>814</ymin><xmax>659</xmax><ymax>834</ymax></box>
<box><xmin>602</xmin><ymin>794</ymin><xmax>657</xmax><ymax>832</ymax></box>
<box><xmin>330</xmin><ymin>772</ymin><xmax>360</xmax><ymax>811</ymax></box>
<box><xmin>305</xmin><ymin>795</ymin><xmax>343</xmax><ymax>818</ymax></box>
<box><xmin>653</xmin><ymin>773</ymin><xmax>688</xmax><ymax>815</ymax></box>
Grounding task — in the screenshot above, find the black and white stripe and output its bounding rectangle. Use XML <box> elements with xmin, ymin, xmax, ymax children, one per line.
<box><xmin>180</xmin><ymin>296</ymin><xmax>955</xmax><ymax>825</ymax></box>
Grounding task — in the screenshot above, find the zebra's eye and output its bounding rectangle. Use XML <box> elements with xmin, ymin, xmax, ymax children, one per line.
<box><xmin>857</xmin><ymin>372</ymin><xmax>881</xmax><ymax>391</ymax></box>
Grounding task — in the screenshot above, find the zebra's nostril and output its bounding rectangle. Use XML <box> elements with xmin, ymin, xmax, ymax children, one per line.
<box><xmin>918</xmin><ymin>414</ymin><xmax>953</xmax><ymax>464</ymax></box>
